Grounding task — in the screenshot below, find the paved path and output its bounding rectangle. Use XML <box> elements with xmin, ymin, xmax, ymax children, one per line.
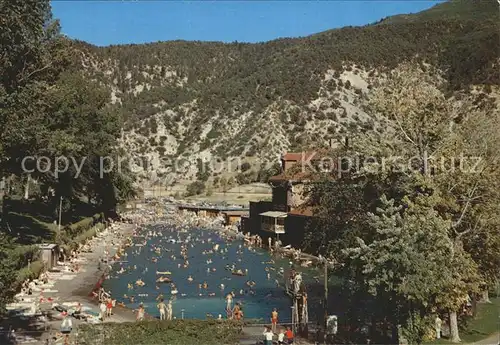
<box><xmin>1</xmin><ymin>223</ymin><xmax>136</xmax><ymax>345</ymax></box>
<box><xmin>465</xmin><ymin>333</ymin><xmax>499</xmax><ymax>345</ymax></box>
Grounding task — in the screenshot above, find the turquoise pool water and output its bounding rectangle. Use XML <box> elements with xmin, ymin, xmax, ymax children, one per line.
<box><xmin>103</xmin><ymin>223</ymin><xmax>320</xmax><ymax>321</ymax></box>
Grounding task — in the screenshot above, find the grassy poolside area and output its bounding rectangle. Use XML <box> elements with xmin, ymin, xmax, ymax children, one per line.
<box><xmin>4</xmin><ymin>211</ymin><xmax>58</xmax><ymax>244</ymax></box>
<box><xmin>428</xmin><ymin>297</ymin><xmax>499</xmax><ymax>344</ymax></box>
<box><xmin>460</xmin><ymin>297</ymin><xmax>500</xmax><ymax>343</ymax></box>
<box><xmin>2</xmin><ymin>197</ymin><xmax>100</xmax><ymax>245</ymax></box>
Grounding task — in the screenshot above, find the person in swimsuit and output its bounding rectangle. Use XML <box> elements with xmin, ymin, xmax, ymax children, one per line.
<box><xmin>106</xmin><ymin>298</ymin><xmax>113</xmax><ymax>318</ymax></box>
<box><xmin>136</xmin><ymin>303</ymin><xmax>145</xmax><ymax>321</ymax></box>
<box><xmin>271</xmin><ymin>308</ymin><xmax>278</xmax><ymax>333</ymax></box>
<box><xmin>73</xmin><ymin>303</ymin><xmax>82</xmax><ymax>319</ymax></box>
<box><xmin>99</xmin><ymin>301</ymin><xmax>107</xmax><ymax>320</ymax></box>
<box><xmin>166</xmin><ymin>300</ymin><xmax>173</xmax><ymax>320</ymax></box>
<box><xmin>233</xmin><ymin>303</ymin><xmax>243</xmax><ymax>321</ymax></box>
<box><xmin>157</xmin><ymin>298</ymin><xmax>166</xmax><ymax>320</ymax></box>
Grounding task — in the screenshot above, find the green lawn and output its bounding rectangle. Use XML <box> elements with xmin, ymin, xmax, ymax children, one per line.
<box><xmin>4</xmin><ymin>212</ymin><xmax>58</xmax><ymax>244</ymax></box>
<box><xmin>460</xmin><ymin>297</ymin><xmax>500</xmax><ymax>343</ymax></box>
<box><xmin>428</xmin><ymin>297</ymin><xmax>500</xmax><ymax>344</ymax></box>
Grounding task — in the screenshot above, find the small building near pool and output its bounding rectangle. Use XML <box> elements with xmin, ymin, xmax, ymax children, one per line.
<box><xmin>222</xmin><ymin>210</ymin><xmax>250</xmax><ymax>226</ymax></box>
<box><xmin>259</xmin><ymin>211</ymin><xmax>287</xmax><ymax>235</ymax></box>
<box><xmin>38</xmin><ymin>243</ymin><xmax>59</xmax><ymax>270</ymax></box>
<box><xmin>245</xmin><ymin>150</ymin><xmax>330</xmax><ymax>248</ymax></box>
<box><xmin>178</xmin><ymin>204</ymin><xmax>249</xmax><ymax>223</ymax></box>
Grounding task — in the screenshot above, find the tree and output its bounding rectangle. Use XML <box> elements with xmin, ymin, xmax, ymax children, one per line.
<box><xmin>185</xmin><ymin>181</ymin><xmax>205</xmax><ymax>196</ymax></box>
<box><xmin>240</xmin><ymin>162</ymin><xmax>251</xmax><ymax>173</ymax></box>
<box><xmin>196</xmin><ymin>159</ymin><xmax>211</xmax><ymax>182</ymax></box>
<box><xmin>219</xmin><ymin>177</ymin><xmax>228</xmax><ymax>194</ymax></box>
<box><xmin>213</xmin><ymin>176</ymin><xmax>220</xmax><ymax>188</ymax></box>
<box><xmin>344</xmin><ymin>195</ymin><xmax>478</xmax><ymax>344</ymax></box>
<box><xmin>307</xmin><ymin>64</ymin><xmax>498</xmax><ymax>342</ymax></box>
<box><xmin>0</xmin><ymin>0</ymin><xmax>69</xmax><ymax>192</ymax></box>
<box><xmin>367</xmin><ymin>64</ymin><xmax>498</xmax><ymax>342</ymax></box>
<box><xmin>0</xmin><ymin>234</ymin><xmax>19</xmax><ymax>314</ymax></box>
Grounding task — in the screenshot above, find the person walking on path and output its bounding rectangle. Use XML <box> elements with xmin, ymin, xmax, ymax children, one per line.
<box><xmin>435</xmin><ymin>315</ymin><xmax>442</xmax><ymax>339</ymax></box>
<box><xmin>157</xmin><ymin>298</ymin><xmax>166</xmax><ymax>320</ymax></box>
<box><xmin>271</xmin><ymin>308</ymin><xmax>279</xmax><ymax>333</ymax></box>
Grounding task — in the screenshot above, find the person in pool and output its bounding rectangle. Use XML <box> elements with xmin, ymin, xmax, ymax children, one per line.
<box><xmin>225</xmin><ymin>292</ymin><xmax>233</xmax><ymax>311</ymax></box>
<box><xmin>233</xmin><ymin>303</ymin><xmax>243</xmax><ymax>321</ymax></box>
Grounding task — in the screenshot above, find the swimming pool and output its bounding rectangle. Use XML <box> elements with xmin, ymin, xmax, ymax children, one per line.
<box><xmin>103</xmin><ymin>224</ymin><xmax>320</xmax><ymax>321</ymax></box>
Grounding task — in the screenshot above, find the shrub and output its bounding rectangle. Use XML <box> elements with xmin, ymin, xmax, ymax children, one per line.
<box><xmin>236</xmin><ymin>173</ymin><xmax>251</xmax><ymax>185</ymax></box>
<box><xmin>16</xmin><ymin>260</ymin><xmax>45</xmax><ymax>287</ymax></box>
<box><xmin>60</xmin><ymin>213</ymin><xmax>104</xmax><ymax>245</ymax></box>
<box><xmin>10</xmin><ymin>245</ymin><xmax>41</xmax><ymax>268</ymax></box>
<box><xmin>185</xmin><ymin>181</ymin><xmax>206</xmax><ymax>196</ymax></box>
<box><xmin>77</xmin><ymin>319</ymin><xmax>243</xmax><ymax>345</ymax></box>
<box><xmin>239</xmin><ymin>162</ymin><xmax>251</xmax><ymax>173</ymax></box>
<box><xmin>67</xmin><ymin>223</ymin><xmax>105</xmax><ymax>252</ymax></box>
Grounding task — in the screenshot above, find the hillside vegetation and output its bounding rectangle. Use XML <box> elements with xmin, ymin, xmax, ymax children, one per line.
<box><xmin>69</xmin><ymin>0</ymin><xmax>498</xmax><ymax>188</ymax></box>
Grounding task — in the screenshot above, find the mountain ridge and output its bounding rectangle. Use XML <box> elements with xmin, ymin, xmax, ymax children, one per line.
<box><xmin>69</xmin><ymin>0</ymin><xmax>499</xmax><ymax>191</ymax></box>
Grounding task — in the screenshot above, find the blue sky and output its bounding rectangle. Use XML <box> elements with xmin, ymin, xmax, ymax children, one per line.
<box><xmin>51</xmin><ymin>1</ymin><xmax>442</xmax><ymax>46</ymax></box>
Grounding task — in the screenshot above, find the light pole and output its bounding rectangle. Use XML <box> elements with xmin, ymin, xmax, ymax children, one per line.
<box><xmin>323</xmin><ymin>259</ymin><xmax>329</xmax><ymax>344</ymax></box>
<box><xmin>58</xmin><ymin>196</ymin><xmax>63</xmax><ymax>231</ymax></box>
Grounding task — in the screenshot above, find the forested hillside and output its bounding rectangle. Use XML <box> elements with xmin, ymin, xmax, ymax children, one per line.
<box><xmin>0</xmin><ymin>0</ymin><xmax>136</xmax><ymax>312</ymax></box>
<box><xmin>70</xmin><ymin>0</ymin><xmax>499</xmax><ymax>187</ymax></box>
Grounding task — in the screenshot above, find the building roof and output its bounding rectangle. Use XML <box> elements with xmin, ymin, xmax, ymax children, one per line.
<box><xmin>271</xmin><ymin>149</ymin><xmax>335</xmax><ymax>183</ymax></box>
<box><xmin>282</xmin><ymin>150</ymin><xmax>331</xmax><ymax>162</ymax></box>
<box><xmin>178</xmin><ymin>205</ymin><xmax>249</xmax><ymax>212</ymax></box>
<box><xmin>268</xmin><ymin>171</ymin><xmax>312</xmax><ymax>183</ymax></box>
<box><xmin>222</xmin><ymin>211</ymin><xmax>249</xmax><ymax>217</ymax></box>
<box><xmin>259</xmin><ymin>211</ymin><xmax>288</xmax><ymax>218</ymax></box>
<box><xmin>282</xmin><ymin>152</ymin><xmax>319</xmax><ymax>162</ymax></box>
<box><xmin>39</xmin><ymin>243</ymin><xmax>58</xmax><ymax>250</ymax></box>
<box><xmin>288</xmin><ymin>206</ymin><xmax>314</xmax><ymax>217</ymax></box>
